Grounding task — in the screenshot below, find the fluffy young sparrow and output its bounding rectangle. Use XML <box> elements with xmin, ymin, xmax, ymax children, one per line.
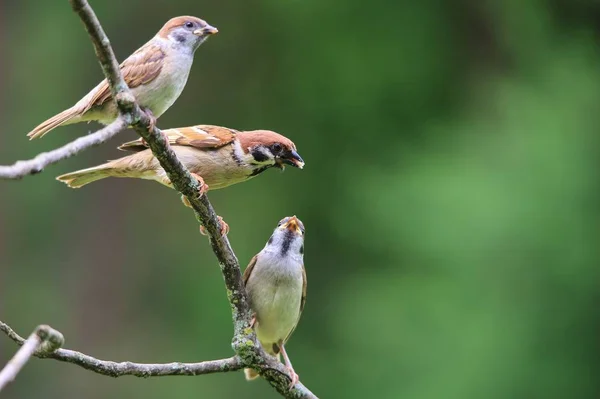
<box><xmin>56</xmin><ymin>124</ymin><xmax>304</xmax><ymax>191</ymax></box>
<box><xmin>27</xmin><ymin>16</ymin><xmax>217</xmax><ymax>140</ymax></box>
<box><xmin>243</xmin><ymin>216</ymin><xmax>307</xmax><ymax>388</ymax></box>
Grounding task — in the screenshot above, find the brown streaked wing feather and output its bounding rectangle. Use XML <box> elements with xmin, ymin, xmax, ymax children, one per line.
<box><xmin>242</xmin><ymin>255</ymin><xmax>259</xmax><ymax>287</ymax></box>
<box><xmin>174</xmin><ymin>125</ymin><xmax>237</xmax><ymax>149</ymax></box>
<box><xmin>83</xmin><ymin>44</ymin><xmax>166</xmax><ymax>113</ymax></box>
<box><xmin>300</xmin><ymin>265</ymin><xmax>307</xmax><ymax>314</ymax></box>
<box><xmin>118</xmin><ymin>125</ymin><xmax>238</xmax><ymax>152</ymax></box>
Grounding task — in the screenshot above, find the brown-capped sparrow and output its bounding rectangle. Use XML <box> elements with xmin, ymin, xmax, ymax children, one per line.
<box><xmin>243</xmin><ymin>216</ymin><xmax>307</xmax><ymax>388</ymax></box>
<box><xmin>27</xmin><ymin>16</ymin><xmax>217</xmax><ymax>140</ymax></box>
<box><xmin>57</xmin><ymin>125</ymin><xmax>303</xmax><ymax>236</ymax></box>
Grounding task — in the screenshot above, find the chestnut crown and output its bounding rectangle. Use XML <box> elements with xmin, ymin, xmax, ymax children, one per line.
<box><xmin>237</xmin><ymin>130</ymin><xmax>305</xmax><ymax>170</ymax></box>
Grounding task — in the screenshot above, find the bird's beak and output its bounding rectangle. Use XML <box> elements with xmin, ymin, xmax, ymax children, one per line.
<box><xmin>194</xmin><ymin>25</ymin><xmax>218</xmax><ymax>36</ymax></box>
<box><xmin>281</xmin><ymin>216</ymin><xmax>302</xmax><ymax>233</ymax></box>
<box><xmin>280</xmin><ymin>150</ymin><xmax>305</xmax><ymax>169</ymax></box>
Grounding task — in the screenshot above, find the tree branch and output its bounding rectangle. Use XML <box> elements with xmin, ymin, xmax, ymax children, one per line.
<box><xmin>0</xmin><ymin>321</ymin><xmax>241</xmax><ymax>379</ymax></box>
<box><xmin>0</xmin><ymin>119</ymin><xmax>126</xmax><ymax>179</ymax></box>
<box><xmin>0</xmin><ymin>324</ymin><xmax>64</xmax><ymax>391</ymax></box>
<box><xmin>0</xmin><ymin>1</ymin><xmax>317</xmax><ymax>398</ymax></box>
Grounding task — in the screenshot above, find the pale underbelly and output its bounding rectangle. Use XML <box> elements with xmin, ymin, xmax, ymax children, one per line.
<box><xmin>253</xmin><ymin>285</ymin><xmax>302</xmax><ymax>346</ymax></box>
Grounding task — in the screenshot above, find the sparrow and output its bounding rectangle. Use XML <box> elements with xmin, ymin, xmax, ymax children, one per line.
<box><xmin>243</xmin><ymin>216</ymin><xmax>307</xmax><ymax>388</ymax></box>
<box><xmin>56</xmin><ymin>124</ymin><xmax>304</xmax><ymax>201</ymax></box>
<box><xmin>27</xmin><ymin>16</ymin><xmax>218</xmax><ymax>140</ymax></box>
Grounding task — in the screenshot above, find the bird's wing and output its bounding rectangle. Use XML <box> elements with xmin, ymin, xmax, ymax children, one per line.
<box><xmin>81</xmin><ymin>44</ymin><xmax>166</xmax><ymax>113</ymax></box>
<box><xmin>118</xmin><ymin>125</ymin><xmax>238</xmax><ymax>152</ymax></box>
<box><xmin>242</xmin><ymin>254</ymin><xmax>258</xmax><ymax>287</ymax></box>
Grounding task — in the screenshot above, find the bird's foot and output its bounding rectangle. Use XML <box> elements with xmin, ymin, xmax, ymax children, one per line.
<box><xmin>250</xmin><ymin>314</ymin><xmax>257</xmax><ymax>329</ymax></box>
<box><xmin>285</xmin><ymin>366</ymin><xmax>299</xmax><ymax>389</ymax></box>
<box><xmin>199</xmin><ymin>215</ymin><xmax>229</xmax><ymax>237</ymax></box>
<box><xmin>190</xmin><ymin>173</ymin><xmax>209</xmax><ymax>197</ymax></box>
<box><xmin>279</xmin><ymin>343</ymin><xmax>299</xmax><ymax>389</ymax></box>
<box><xmin>179</xmin><ymin>174</ymin><xmax>208</xmax><ymax>207</ymax></box>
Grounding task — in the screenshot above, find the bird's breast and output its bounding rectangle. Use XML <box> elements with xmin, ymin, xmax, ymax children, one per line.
<box><xmin>246</xmin><ymin>256</ymin><xmax>304</xmax><ymax>346</ymax></box>
<box><xmin>133</xmin><ymin>50</ymin><xmax>194</xmax><ymax>117</ymax></box>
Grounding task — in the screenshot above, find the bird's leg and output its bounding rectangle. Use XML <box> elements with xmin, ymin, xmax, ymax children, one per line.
<box><xmin>279</xmin><ymin>341</ymin><xmax>299</xmax><ymax>389</ymax></box>
<box><xmin>250</xmin><ymin>313</ymin><xmax>257</xmax><ymax>328</ymax></box>
<box><xmin>190</xmin><ymin>173</ymin><xmax>209</xmax><ymax>197</ymax></box>
<box><xmin>179</xmin><ymin>174</ymin><xmax>228</xmax><ymax>236</ymax></box>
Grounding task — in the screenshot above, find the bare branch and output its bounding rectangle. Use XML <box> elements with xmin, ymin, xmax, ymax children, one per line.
<box><xmin>0</xmin><ymin>325</ymin><xmax>64</xmax><ymax>391</ymax></box>
<box><xmin>0</xmin><ymin>119</ymin><xmax>126</xmax><ymax>179</ymax></box>
<box><xmin>0</xmin><ymin>321</ymin><xmax>241</xmax><ymax>378</ymax></box>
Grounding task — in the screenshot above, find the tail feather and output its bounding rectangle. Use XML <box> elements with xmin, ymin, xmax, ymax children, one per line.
<box><xmin>56</xmin><ymin>164</ymin><xmax>113</xmax><ymax>188</ymax></box>
<box><xmin>28</xmin><ymin>107</ymin><xmax>82</xmax><ymax>140</ymax></box>
<box><xmin>244</xmin><ymin>352</ymin><xmax>279</xmax><ymax>381</ymax></box>
<box><xmin>244</xmin><ymin>368</ymin><xmax>260</xmax><ymax>381</ymax></box>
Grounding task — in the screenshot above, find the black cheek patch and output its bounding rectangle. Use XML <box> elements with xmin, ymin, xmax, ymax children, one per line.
<box><xmin>299</xmin><ymin>245</ymin><xmax>304</xmax><ymax>255</ymax></box>
<box><xmin>174</xmin><ymin>33</ymin><xmax>187</xmax><ymax>43</ymax></box>
<box><xmin>251</xmin><ymin>149</ymin><xmax>270</xmax><ymax>163</ymax></box>
<box><xmin>267</xmin><ymin>236</ymin><xmax>274</xmax><ymax>245</ymax></box>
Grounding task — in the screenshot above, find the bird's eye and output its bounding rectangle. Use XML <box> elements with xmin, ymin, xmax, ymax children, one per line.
<box><xmin>271</xmin><ymin>143</ymin><xmax>282</xmax><ymax>154</ymax></box>
<box><xmin>185</xmin><ymin>22</ymin><xmax>194</xmax><ymax>29</ymax></box>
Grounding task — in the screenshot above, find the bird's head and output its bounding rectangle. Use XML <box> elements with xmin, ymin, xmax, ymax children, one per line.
<box><xmin>264</xmin><ymin>216</ymin><xmax>306</xmax><ymax>258</ymax></box>
<box><xmin>237</xmin><ymin>130</ymin><xmax>305</xmax><ymax>172</ymax></box>
<box><xmin>159</xmin><ymin>16</ymin><xmax>218</xmax><ymax>52</ymax></box>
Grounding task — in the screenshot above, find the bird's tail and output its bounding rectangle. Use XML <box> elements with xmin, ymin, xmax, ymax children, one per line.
<box><xmin>28</xmin><ymin>106</ymin><xmax>82</xmax><ymax>140</ymax></box>
<box><xmin>244</xmin><ymin>352</ymin><xmax>280</xmax><ymax>381</ymax></box>
<box><xmin>56</xmin><ymin>163</ymin><xmax>115</xmax><ymax>188</ymax></box>
<box><xmin>244</xmin><ymin>368</ymin><xmax>260</xmax><ymax>381</ymax></box>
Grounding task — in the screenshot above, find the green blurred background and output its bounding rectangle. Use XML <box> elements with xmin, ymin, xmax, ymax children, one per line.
<box><xmin>2</xmin><ymin>0</ymin><xmax>600</xmax><ymax>398</ymax></box>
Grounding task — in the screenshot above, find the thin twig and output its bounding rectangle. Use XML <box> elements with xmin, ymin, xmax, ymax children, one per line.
<box><xmin>0</xmin><ymin>321</ymin><xmax>241</xmax><ymax>378</ymax></box>
<box><xmin>0</xmin><ymin>119</ymin><xmax>126</xmax><ymax>179</ymax></box>
<box><xmin>0</xmin><ymin>325</ymin><xmax>64</xmax><ymax>391</ymax></box>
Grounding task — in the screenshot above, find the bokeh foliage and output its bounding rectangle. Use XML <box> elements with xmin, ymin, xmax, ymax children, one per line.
<box><xmin>2</xmin><ymin>0</ymin><xmax>600</xmax><ymax>398</ymax></box>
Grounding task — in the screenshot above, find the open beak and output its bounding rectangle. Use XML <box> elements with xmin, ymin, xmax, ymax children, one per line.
<box><xmin>281</xmin><ymin>216</ymin><xmax>302</xmax><ymax>233</ymax></box>
<box><xmin>194</xmin><ymin>25</ymin><xmax>218</xmax><ymax>36</ymax></box>
<box><xmin>278</xmin><ymin>150</ymin><xmax>305</xmax><ymax>169</ymax></box>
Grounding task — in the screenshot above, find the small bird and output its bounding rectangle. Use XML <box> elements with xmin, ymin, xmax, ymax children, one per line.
<box><xmin>243</xmin><ymin>216</ymin><xmax>307</xmax><ymax>388</ymax></box>
<box><xmin>56</xmin><ymin>124</ymin><xmax>304</xmax><ymax>192</ymax></box>
<box><xmin>27</xmin><ymin>16</ymin><xmax>218</xmax><ymax>140</ymax></box>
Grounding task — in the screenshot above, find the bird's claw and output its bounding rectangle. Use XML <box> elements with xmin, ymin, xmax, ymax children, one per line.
<box><xmin>190</xmin><ymin>173</ymin><xmax>209</xmax><ymax>197</ymax></box>
<box><xmin>199</xmin><ymin>216</ymin><xmax>229</xmax><ymax>237</ymax></box>
<box><xmin>286</xmin><ymin>367</ymin><xmax>299</xmax><ymax>389</ymax></box>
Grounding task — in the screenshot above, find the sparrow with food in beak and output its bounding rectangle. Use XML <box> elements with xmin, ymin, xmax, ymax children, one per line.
<box><xmin>56</xmin><ymin>125</ymin><xmax>304</xmax><ymax>235</ymax></box>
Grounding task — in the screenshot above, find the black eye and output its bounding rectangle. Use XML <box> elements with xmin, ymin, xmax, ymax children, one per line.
<box><xmin>185</xmin><ymin>22</ymin><xmax>194</xmax><ymax>29</ymax></box>
<box><xmin>277</xmin><ymin>217</ymin><xmax>288</xmax><ymax>227</ymax></box>
<box><xmin>271</xmin><ymin>143</ymin><xmax>282</xmax><ymax>154</ymax></box>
